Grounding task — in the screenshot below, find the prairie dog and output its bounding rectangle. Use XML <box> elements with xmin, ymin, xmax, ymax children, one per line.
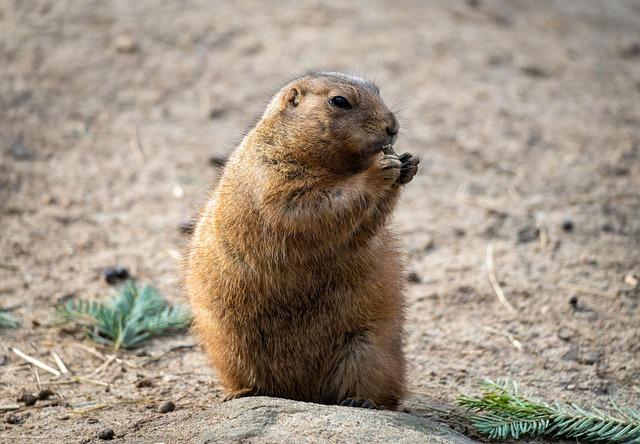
<box><xmin>186</xmin><ymin>71</ymin><xmax>419</xmax><ymax>410</ymax></box>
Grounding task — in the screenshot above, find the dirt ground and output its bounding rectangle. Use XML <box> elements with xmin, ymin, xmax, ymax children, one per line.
<box><xmin>1</xmin><ymin>0</ymin><xmax>639</xmax><ymax>442</ymax></box>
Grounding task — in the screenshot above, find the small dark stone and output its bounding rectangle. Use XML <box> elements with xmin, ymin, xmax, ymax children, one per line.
<box><xmin>157</xmin><ymin>400</ymin><xmax>176</xmax><ymax>414</ymax></box>
<box><xmin>5</xmin><ymin>412</ymin><xmax>21</xmax><ymax>424</ymax></box>
<box><xmin>407</xmin><ymin>271</ymin><xmax>421</xmax><ymax>284</ymax></box>
<box><xmin>619</xmin><ymin>42</ymin><xmax>640</xmax><ymax>59</ymax></box>
<box><xmin>580</xmin><ymin>352</ymin><xmax>599</xmax><ymax>365</ymax></box>
<box><xmin>465</xmin><ymin>0</ymin><xmax>480</xmax><ymax>8</ymax></box>
<box><xmin>453</xmin><ymin>228</ymin><xmax>466</xmax><ymax>237</ymax></box>
<box><xmin>557</xmin><ymin>328</ymin><xmax>573</xmax><ymax>341</ymax></box>
<box><xmin>569</xmin><ymin>296</ymin><xmax>579</xmax><ymax>309</ymax></box>
<box><xmin>521</xmin><ymin>65</ymin><xmax>548</xmax><ymax>78</ymax></box>
<box><xmin>208</xmin><ymin>108</ymin><xmax>226</xmax><ymax>119</ymax></box>
<box><xmin>17</xmin><ymin>390</ymin><xmax>37</xmax><ymax>406</ymax></box>
<box><xmin>517</xmin><ymin>226</ymin><xmax>539</xmax><ymax>243</ymax></box>
<box><xmin>561</xmin><ymin>219</ymin><xmax>574</xmax><ymax>232</ymax></box>
<box><xmin>97</xmin><ymin>427</ymin><xmax>115</xmax><ymax>440</ymax></box>
<box><xmin>209</xmin><ymin>155</ymin><xmax>228</xmax><ymax>167</ymax></box>
<box><xmin>179</xmin><ymin>219</ymin><xmax>195</xmax><ymax>235</ymax></box>
<box><xmin>0</xmin><ymin>354</ymin><xmax>7</xmax><ymax>365</ymax></box>
<box><xmin>8</xmin><ymin>137</ymin><xmax>33</xmax><ymax>160</ymax></box>
<box><xmin>87</xmin><ymin>417</ymin><xmax>99</xmax><ymax>424</ymax></box>
<box><xmin>601</xmin><ymin>223</ymin><xmax>614</xmax><ymax>233</ymax></box>
<box><xmin>102</xmin><ymin>266</ymin><xmax>130</xmax><ymax>285</ymax></box>
<box><xmin>562</xmin><ymin>346</ymin><xmax>579</xmax><ymax>362</ymax></box>
<box><xmin>135</xmin><ymin>377</ymin><xmax>154</xmax><ymax>388</ymax></box>
<box><xmin>37</xmin><ymin>388</ymin><xmax>55</xmax><ymax>400</ymax></box>
<box><xmin>418</xmin><ymin>238</ymin><xmax>435</xmax><ymax>253</ymax></box>
<box><xmin>526</xmin><ymin>128</ymin><xmax>542</xmax><ymax>147</ymax></box>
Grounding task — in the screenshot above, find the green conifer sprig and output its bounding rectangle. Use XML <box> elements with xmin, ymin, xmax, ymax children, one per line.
<box><xmin>57</xmin><ymin>281</ymin><xmax>192</xmax><ymax>350</ymax></box>
<box><xmin>0</xmin><ymin>310</ymin><xmax>20</xmax><ymax>329</ymax></box>
<box><xmin>458</xmin><ymin>380</ymin><xmax>640</xmax><ymax>442</ymax></box>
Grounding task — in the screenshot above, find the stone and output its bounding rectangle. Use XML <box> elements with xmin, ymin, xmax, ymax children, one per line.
<box><xmin>158</xmin><ymin>400</ymin><xmax>176</xmax><ymax>414</ymax></box>
<box><xmin>114</xmin><ymin>35</ymin><xmax>138</xmax><ymax>53</ymax></box>
<box><xmin>517</xmin><ymin>226</ymin><xmax>539</xmax><ymax>243</ymax></box>
<box><xmin>580</xmin><ymin>352</ymin><xmax>599</xmax><ymax>365</ymax></box>
<box><xmin>97</xmin><ymin>427</ymin><xmax>115</xmax><ymax>440</ymax></box>
<box><xmin>557</xmin><ymin>328</ymin><xmax>573</xmax><ymax>341</ymax></box>
<box><xmin>8</xmin><ymin>137</ymin><xmax>33</xmax><ymax>160</ymax></box>
<box><xmin>198</xmin><ymin>396</ymin><xmax>474</xmax><ymax>444</ymax></box>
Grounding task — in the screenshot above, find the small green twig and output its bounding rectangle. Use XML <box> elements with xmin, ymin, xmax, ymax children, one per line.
<box><xmin>458</xmin><ymin>380</ymin><xmax>640</xmax><ymax>442</ymax></box>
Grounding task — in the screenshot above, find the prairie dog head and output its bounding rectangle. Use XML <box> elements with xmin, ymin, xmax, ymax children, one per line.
<box><xmin>258</xmin><ymin>72</ymin><xmax>399</xmax><ymax>175</ymax></box>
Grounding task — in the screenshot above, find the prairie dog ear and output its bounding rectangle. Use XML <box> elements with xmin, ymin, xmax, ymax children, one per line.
<box><xmin>284</xmin><ymin>86</ymin><xmax>302</xmax><ymax>108</ymax></box>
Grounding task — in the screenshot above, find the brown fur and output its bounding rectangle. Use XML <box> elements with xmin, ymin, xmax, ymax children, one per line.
<box><xmin>185</xmin><ymin>72</ymin><xmax>419</xmax><ymax>410</ymax></box>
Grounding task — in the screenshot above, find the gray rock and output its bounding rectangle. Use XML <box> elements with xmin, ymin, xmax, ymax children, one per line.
<box><xmin>8</xmin><ymin>137</ymin><xmax>33</xmax><ymax>160</ymax></box>
<box><xmin>199</xmin><ymin>396</ymin><xmax>475</xmax><ymax>444</ymax></box>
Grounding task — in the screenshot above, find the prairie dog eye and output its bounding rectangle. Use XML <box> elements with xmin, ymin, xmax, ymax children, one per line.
<box><xmin>329</xmin><ymin>96</ymin><xmax>352</xmax><ymax>109</ymax></box>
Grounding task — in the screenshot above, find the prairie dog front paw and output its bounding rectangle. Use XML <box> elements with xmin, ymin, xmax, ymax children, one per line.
<box><xmin>378</xmin><ymin>154</ymin><xmax>402</xmax><ymax>185</ymax></box>
<box><xmin>397</xmin><ymin>152</ymin><xmax>419</xmax><ymax>185</ymax></box>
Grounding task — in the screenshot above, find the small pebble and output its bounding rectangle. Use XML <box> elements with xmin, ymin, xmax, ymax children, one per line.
<box><xmin>453</xmin><ymin>228</ymin><xmax>466</xmax><ymax>237</ymax></box>
<box><xmin>602</xmin><ymin>223</ymin><xmax>614</xmax><ymax>233</ymax></box>
<box><xmin>0</xmin><ymin>354</ymin><xmax>7</xmax><ymax>366</ymax></box>
<box><xmin>135</xmin><ymin>377</ymin><xmax>154</xmax><ymax>388</ymax></box>
<box><xmin>566</xmin><ymin>384</ymin><xmax>576</xmax><ymax>390</ymax></box>
<box><xmin>97</xmin><ymin>427</ymin><xmax>115</xmax><ymax>440</ymax></box>
<box><xmin>102</xmin><ymin>266</ymin><xmax>130</xmax><ymax>285</ymax></box>
<box><xmin>57</xmin><ymin>414</ymin><xmax>70</xmax><ymax>420</ymax></box>
<box><xmin>407</xmin><ymin>271</ymin><xmax>421</xmax><ymax>284</ymax></box>
<box><xmin>157</xmin><ymin>400</ymin><xmax>176</xmax><ymax>414</ymax></box>
<box><xmin>521</xmin><ymin>65</ymin><xmax>548</xmax><ymax>78</ymax></box>
<box><xmin>5</xmin><ymin>412</ymin><xmax>21</xmax><ymax>424</ymax></box>
<box><xmin>578</xmin><ymin>382</ymin><xmax>590</xmax><ymax>390</ymax></box>
<box><xmin>569</xmin><ymin>296</ymin><xmax>579</xmax><ymax>309</ymax></box>
<box><xmin>562</xmin><ymin>346</ymin><xmax>579</xmax><ymax>362</ymax></box>
<box><xmin>114</xmin><ymin>35</ymin><xmax>138</xmax><ymax>53</ymax></box>
<box><xmin>561</xmin><ymin>219</ymin><xmax>574</xmax><ymax>232</ymax></box>
<box><xmin>619</xmin><ymin>42</ymin><xmax>640</xmax><ymax>59</ymax></box>
<box><xmin>580</xmin><ymin>352</ymin><xmax>599</xmax><ymax>365</ymax></box>
<box><xmin>624</xmin><ymin>273</ymin><xmax>638</xmax><ymax>289</ymax></box>
<box><xmin>8</xmin><ymin>137</ymin><xmax>33</xmax><ymax>160</ymax></box>
<box><xmin>517</xmin><ymin>226</ymin><xmax>539</xmax><ymax>243</ymax></box>
<box><xmin>37</xmin><ymin>388</ymin><xmax>55</xmax><ymax>400</ymax></box>
<box><xmin>418</xmin><ymin>238</ymin><xmax>434</xmax><ymax>253</ymax></box>
<box><xmin>208</xmin><ymin>108</ymin><xmax>226</xmax><ymax>120</ymax></box>
<box><xmin>17</xmin><ymin>390</ymin><xmax>37</xmax><ymax>406</ymax></box>
<box><xmin>557</xmin><ymin>328</ymin><xmax>573</xmax><ymax>341</ymax></box>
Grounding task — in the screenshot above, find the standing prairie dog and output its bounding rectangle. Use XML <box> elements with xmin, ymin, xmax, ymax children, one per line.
<box><xmin>186</xmin><ymin>71</ymin><xmax>419</xmax><ymax>410</ymax></box>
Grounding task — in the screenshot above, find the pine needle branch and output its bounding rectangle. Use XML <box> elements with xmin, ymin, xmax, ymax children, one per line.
<box><xmin>57</xmin><ymin>281</ymin><xmax>192</xmax><ymax>350</ymax></box>
<box><xmin>0</xmin><ymin>310</ymin><xmax>20</xmax><ymax>329</ymax></box>
<box><xmin>458</xmin><ymin>379</ymin><xmax>640</xmax><ymax>442</ymax></box>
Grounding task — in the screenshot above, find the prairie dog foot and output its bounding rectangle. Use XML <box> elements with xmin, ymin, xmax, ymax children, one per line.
<box><xmin>223</xmin><ymin>387</ymin><xmax>258</xmax><ymax>402</ymax></box>
<box><xmin>339</xmin><ymin>398</ymin><xmax>384</xmax><ymax>409</ymax></box>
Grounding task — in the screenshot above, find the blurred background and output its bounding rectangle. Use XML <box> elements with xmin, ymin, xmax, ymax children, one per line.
<box><xmin>1</xmin><ymin>0</ymin><xmax>639</xmax><ymax>441</ymax></box>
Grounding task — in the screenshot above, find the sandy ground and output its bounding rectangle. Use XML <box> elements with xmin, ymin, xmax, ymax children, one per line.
<box><xmin>1</xmin><ymin>0</ymin><xmax>639</xmax><ymax>442</ymax></box>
